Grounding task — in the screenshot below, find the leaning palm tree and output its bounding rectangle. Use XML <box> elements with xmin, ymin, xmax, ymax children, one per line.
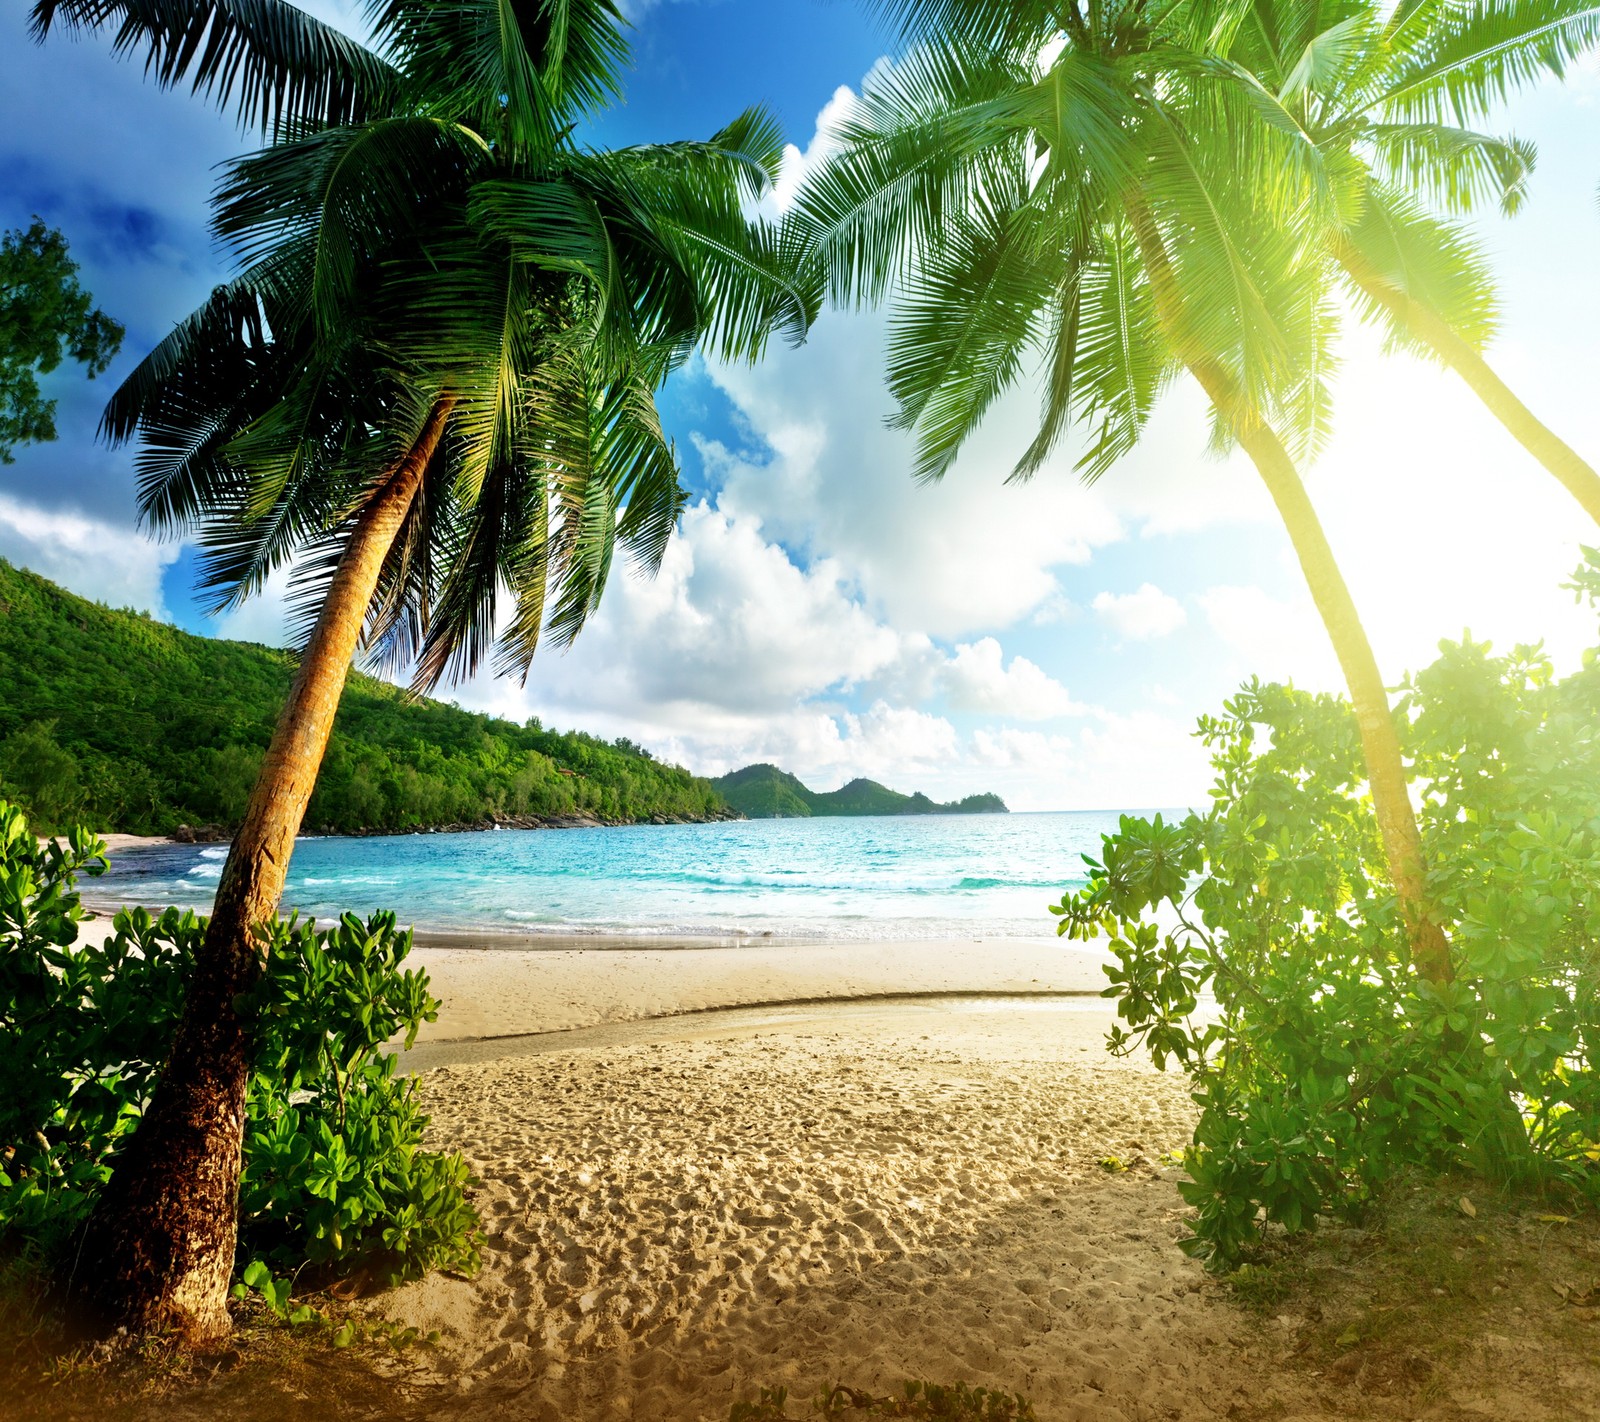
<box><xmin>36</xmin><ymin>0</ymin><xmax>816</xmax><ymax>1340</ymax></box>
<box><xmin>792</xmin><ymin>1</ymin><xmax>1456</xmax><ymax>982</ymax></box>
<box><xmin>1216</xmin><ymin>0</ymin><xmax>1600</xmax><ymax>524</ymax></box>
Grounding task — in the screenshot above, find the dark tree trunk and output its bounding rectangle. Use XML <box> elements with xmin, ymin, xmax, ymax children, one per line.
<box><xmin>74</xmin><ymin>399</ymin><xmax>453</xmax><ymax>1341</ymax></box>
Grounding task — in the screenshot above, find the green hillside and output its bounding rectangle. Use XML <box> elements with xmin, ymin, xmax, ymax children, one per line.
<box><xmin>0</xmin><ymin>559</ymin><xmax>730</xmax><ymax>836</ymax></box>
<box><xmin>713</xmin><ymin>763</ymin><xmax>1007</xmax><ymax>819</ymax></box>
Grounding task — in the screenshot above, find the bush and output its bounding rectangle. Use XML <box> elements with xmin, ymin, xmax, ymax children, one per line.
<box><xmin>1054</xmin><ymin>560</ymin><xmax>1600</xmax><ymax>1267</ymax></box>
<box><xmin>0</xmin><ymin>801</ymin><xmax>479</xmax><ymax>1288</ymax></box>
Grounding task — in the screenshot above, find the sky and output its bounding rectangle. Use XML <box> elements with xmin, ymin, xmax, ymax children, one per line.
<box><xmin>2</xmin><ymin>0</ymin><xmax>1598</xmax><ymax>811</ymax></box>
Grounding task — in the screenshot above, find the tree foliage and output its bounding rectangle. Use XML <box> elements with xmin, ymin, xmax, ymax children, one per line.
<box><xmin>0</xmin><ymin>219</ymin><xmax>123</xmax><ymax>463</ymax></box>
<box><xmin>0</xmin><ymin>558</ymin><xmax>726</xmax><ymax>835</ymax></box>
<box><xmin>36</xmin><ymin>0</ymin><xmax>816</xmax><ymax>692</ymax></box>
<box><xmin>799</xmin><ymin>0</ymin><xmax>1600</xmax><ymax>481</ymax></box>
<box><xmin>0</xmin><ymin>804</ymin><xmax>479</xmax><ymax>1286</ymax></box>
<box><xmin>1054</xmin><ymin>556</ymin><xmax>1600</xmax><ymax>1266</ymax></box>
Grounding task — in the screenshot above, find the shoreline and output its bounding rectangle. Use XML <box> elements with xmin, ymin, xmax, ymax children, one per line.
<box><xmin>405</xmin><ymin>933</ymin><xmax>1113</xmax><ymax>1041</ymax></box>
<box><xmin>69</xmin><ymin>904</ymin><xmax>1110</xmax><ymax>1044</ymax></box>
<box><xmin>62</xmin><ymin>808</ymin><xmax>749</xmax><ymax>851</ymax></box>
<box><xmin>72</xmin><ymin>799</ymin><xmax>1045</xmax><ymax>852</ymax></box>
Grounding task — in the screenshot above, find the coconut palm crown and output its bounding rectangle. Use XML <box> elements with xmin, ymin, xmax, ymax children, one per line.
<box><xmin>39</xmin><ymin>0</ymin><xmax>815</xmax><ymax>688</ymax></box>
<box><xmin>32</xmin><ymin>0</ymin><xmax>818</xmax><ymax>1342</ymax></box>
<box><xmin>1211</xmin><ymin>0</ymin><xmax>1600</xmax><ymax>520</ymax></box>
<box><xmin>790</xmin><ymin>0</ymin><xmax>1451</xmax><ymax>979</ymax></box>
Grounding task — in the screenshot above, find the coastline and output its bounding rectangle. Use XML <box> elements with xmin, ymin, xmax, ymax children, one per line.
<box><xmin>73</xmin><ymin>796</ymin><xmax>1038</xmax><ymax>851</ymax></box>
<box><xmin>72</xmin><ymin>806</ymin><xmax>748</xmax><ymax>849</ymax></box>
<box><xmin>71</xmin><ymin>905</ymin><xmax>1112</xmax><ymax>1044</ymax></box>
<box><xmin>404</xmin><ymin>932</ymin><xmax>1112</xmax><ymax>1042</ymax></box>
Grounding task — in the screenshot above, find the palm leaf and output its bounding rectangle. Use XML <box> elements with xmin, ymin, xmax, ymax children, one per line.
<box><xmin>30</xmin><ymin>0</ymin><xmax>399</xmax><ymax>132</ymax></box>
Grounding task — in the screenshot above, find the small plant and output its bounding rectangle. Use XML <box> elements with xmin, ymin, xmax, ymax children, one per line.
<box><xmin>0</xmin><ymin>802</ymin><xmax>479</xmax><ymax>1294</ymax></box>
<box><xmin>1054</xmin><ymin>555</ymin><xmax>1600</xmax><ymax>1267</ymax></box>
<box><xmin>232</xmin><ymin>1260</ymin><xmax>318</xmax><ymax>1326</ymax></box>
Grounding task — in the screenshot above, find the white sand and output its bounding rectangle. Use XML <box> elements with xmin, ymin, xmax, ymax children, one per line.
<box><xmin>406</xmin><ymin>936</ymin><xmax>1114</xmax><ymax>1042</ymax></box>
<box><xmin>387</xmin><ymin>1004</ymin><xmax>1281</xmax><ymax>1422</ymax></box>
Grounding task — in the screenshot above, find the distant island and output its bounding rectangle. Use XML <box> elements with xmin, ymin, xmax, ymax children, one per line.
<box><xmin>712</xmin><ymin>763</ymin><xmax>1007</xmax><ymax>819</ymax></box>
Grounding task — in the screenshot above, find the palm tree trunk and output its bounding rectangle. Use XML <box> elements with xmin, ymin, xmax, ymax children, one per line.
<box><xmin>1124</xmin><ymin>201</ymin><xmax>1452</xmax><ymax>985</ymax></box>
<box><xmin>74</xmin><ymin>397</ymin><xmax>454</xmax><ymax>1341</ymax></box>
<box><xmin>1333</xmin><ymin>239</ymin><xmax>1600</xmax><ymax>527</ymax></box>
<box><xmin>1215</xmin><ymin>408</ymin><xmax>1453</xmax><ymax>986</ymax></box>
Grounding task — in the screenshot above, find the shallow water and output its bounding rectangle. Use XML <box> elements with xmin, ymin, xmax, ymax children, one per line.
<box><xmin>91</xmin><ymin>810</ymin><xmax>1169</xmax><ymax>940</ymax></box>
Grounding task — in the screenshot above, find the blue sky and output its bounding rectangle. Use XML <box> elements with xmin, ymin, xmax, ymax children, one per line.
<box><xmin>3</xmin><ymin>1</ymin><xmax>1599</xmax><ymax>809</ymax></box>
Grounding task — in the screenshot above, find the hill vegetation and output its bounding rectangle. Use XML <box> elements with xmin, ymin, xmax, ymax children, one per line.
<box><xmin>712</xmin><ymin>763</ymin><xmax>1007</xmax><ymax>819</ymax></box>
<box><xmin>0</xmin><ymin>561</ymin><xmax>729</xmax><ymax>836</ymax></box>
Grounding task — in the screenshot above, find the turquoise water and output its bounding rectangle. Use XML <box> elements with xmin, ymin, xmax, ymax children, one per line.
<box><xmin>92</xmin><ymin>811</ymin><xmax>1147</xmax><ymax>941</ymax></box>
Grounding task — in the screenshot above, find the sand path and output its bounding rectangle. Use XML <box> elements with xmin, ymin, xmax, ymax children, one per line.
<box><xmin>386</xmin><ymin>1002</ymin><xmax>1326</xmax><ymax>1422</ymax></box>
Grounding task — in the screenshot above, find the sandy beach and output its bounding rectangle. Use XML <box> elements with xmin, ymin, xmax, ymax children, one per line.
<box><xmin>381</xmin><ymin>993</ymin><xmax>1592</xmax><ymax>1422</ymax></box>
<box><xmin>390</xmin><ymin>1001</ymin><xmax>1235</xmax><ymax>1422</ymax></box>
<box><xmin>54</xmin><ymin>907</ymin><xmax>1594</xmax><ymax>1420</ymax></box>
<box><xmin>404</xmin><ymin>934</ymin><xmax>1115</xmax><ymax>1042</ymax></box>
<box><xmin>363</xmin><ymin>936</ymin><xmax>1580</xmax><ymax>1422</ymax></box>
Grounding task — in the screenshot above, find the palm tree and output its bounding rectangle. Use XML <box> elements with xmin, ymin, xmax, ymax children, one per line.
<box><xmin>35</xmin><ymin>0</ymin><xmax>816</xmax><ymax>1339</ymax></box>
<box><xmin>791</xmin><ymin>2</ymin><xmax>1456</xmax><ymax>981</ymax></box>
<box><xmin>1217</xmin><ymin>0</ymin><xmax>1600</xmax><ymax>524</ymax></box>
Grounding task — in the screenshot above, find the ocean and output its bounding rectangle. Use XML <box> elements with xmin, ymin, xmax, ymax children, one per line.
<box><xmin>88</xmin><ymin>811</ymin><xmax>1153</xmax><ymax>941</ymax></box>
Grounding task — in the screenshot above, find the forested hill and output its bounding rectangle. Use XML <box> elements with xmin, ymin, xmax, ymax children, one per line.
<box><xmin>712</xmin><ymin>763</ymin><xmax>1007</xmax><ymax>819</ymax></box>
<box><xmin>0</xmin><ymin>560</ymin><xmax>731</xmax><ymax>836</ymax></box>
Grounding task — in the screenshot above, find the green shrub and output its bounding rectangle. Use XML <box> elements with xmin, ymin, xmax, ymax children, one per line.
<box><xmin>1055</xmin><ymin>560</ymin><xmax>1600</xmax><ymax>1267</ymax></box>
<box><xmin>0</xmin><ymin>801</ymin><xmax>479</xmax><ymax>1288</ymax></box>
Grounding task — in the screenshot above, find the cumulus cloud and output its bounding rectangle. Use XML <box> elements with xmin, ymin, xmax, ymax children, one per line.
<box><xmin>700</xmin><ymin>312</ymin><xmax>1128</xmax><ymax>638</ymax></box>
<box><xmin>446</xmin><ymin>496</ymin><xmax>1116</xmax><ymax>806</ymax></box>
<box><xmin>940</xmin><ymin>638</ymin><xmax>1080</xmax><ymax>719</ymax></box>
<box><xmin>0</xmin><ymin>492</ymin><xmax>177</xmax><ymax>617</ymax></box>
<box><xmin>509</xmin><ymin>499</ymin><xmax>907</xmax><ymax>715</ymax></box>
<box><xmin>765</xmin><ymin>83</ymin><xmax>860</xmax><ymax>218</ymax></box>
<box><xmin>969</xmin><ymin>710</ymin><xmax>1212</xmax><ymax>812</ymax></box>
<box><xmin>1092</xmin><ymin>583</ymin><xmax>1187</xmax><ymax>640</ymax></box>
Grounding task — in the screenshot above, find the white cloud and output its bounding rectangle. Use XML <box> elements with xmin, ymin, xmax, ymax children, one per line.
<box><xmin>765</xmin><ymin>83</ymin><xmax>860</xmax><ymax>218</ymax></box>
<box><xmin>701</xmin><ymin>311</ymin><xmax>1129</xmax><ymax>638</ymax></box>
<box><xmin>0</xmin><ymin>493</ymin><xmax>177</xmax><ymax>617</ymax></box>
<box><xmin>1092</xmin><ymin>583</ymin><xmax>1187</xmax><ymax>640</ymax></box>
<box><xmin>940</xmin><ymin>637</ymin><xmax>1080</xmax><ymax>719</ymax></box>
<box><xmin>969</xmin><ymin>711</ymin><xmax>1212</xmax><ymax>812</ymax></box>
<box><xmin>1198</xmin><ymin>583</ymin><xmax>1338</xmax><ymax>689</ymax></box>
<box><xmin>516</xmin><ymin>499</ymin><xmax>907</xmax><ymax>715</ymax></box>
<box><xmin>446</xmin><ymin>497</ymin><xmax>1132</xmax><ymax>807</ymax></box>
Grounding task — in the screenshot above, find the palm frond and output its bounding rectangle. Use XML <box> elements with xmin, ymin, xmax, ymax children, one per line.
<box><xmin>863</xmin><ymin>0</ymin><xmax>1061</xmax><ymax>51</ymax></box>
<box><xmin>30</xmin><ymin>0</ymin><xmax>399</xmax><ymax>132</ymax></box>
<box><xmin>1365</xmin><ymin>120</ymin><xmax>1534</xmax><ymax>215</ymax></box>
<box><xmin>884</xmin><ymin>187</ymin><xmax>1052</xmax><ymax>483</ymax></box>
<box><xmin>1340</xmin><ymin>180</ymin><xmax>1500</xmax><ymax>351</ymax></box>
<box><xmin>789</xmin><ymin>43</ymin><xmax>1050</xmax><ymax>307</ymax></box>
<box><xmin>370</xmin><ymin>0</ymin><xmax>627</xmax><ymax>156</ymax></box>
<box><xmin>1374</xmin><ymin>0</ymin><xmax>1600</xmax><ymax>126</ymax></box>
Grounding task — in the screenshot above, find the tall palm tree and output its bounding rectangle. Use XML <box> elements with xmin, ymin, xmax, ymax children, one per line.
<box><xmin>791</xmin><ymin>2</ymin><xmax>1457</xmax><ymax>981</ymax></box>
<box><xmin>36</xmin><ymin>0</ymin><xmax>816</xmax><ymax>1339</ymax></box>
<box><xmin>1217</xmin><ymin>0</ymin><xmax>1600</xmax><ymax>524</ymax></box>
